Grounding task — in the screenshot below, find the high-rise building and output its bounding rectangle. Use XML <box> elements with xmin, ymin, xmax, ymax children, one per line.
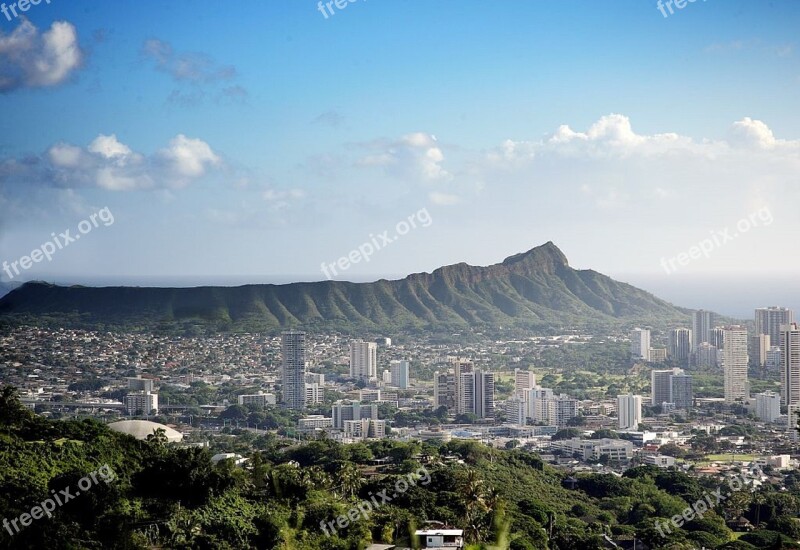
<box><xmin>780</xmin><ymin>323</ymin><xmax>800</xmax><ymax>408</ymax></box>
<box><xmin>525</xmin><ymin>387</ymin><xmax>555</xmax><ymax>423</ymax></box>
<box><xmin>452</xmin><ymin>358</ymin><xmax>473</xmax><ymax>415</ymax></box>
<box><xmin>651</xmin><ymin>368</ymin><xmax>682</xmax><ymax>407</ymax></box>
<box><xmin>630</xmin><ymin>328</ymin><xmax>651</xmax><ymax>362</ymax></box>
<box><xmin>617</xmin><ymin>394</ymin><xmax>642</xmax><ymax>430</ymax></box>
<box><xmin>331</xmin><ymin>401</ymin><xmax>378</xmax><ymax>429</ymax></box>
<box><xmin>756</xmin><ymin>307</ymin><xmax>795</xmax><ymax>349</ymax></box>
<box><xmin>281</xmin><ymin>331</ymin><xmax>307</xmax><ymax>410</ymax></box>
<box><xmin>668</xmin><ymin>329</ymin><xmax>692</xmax><ymax>366</ymax></box>
<box><xmin>390</xmin><ymin>360</ymin><xmax>410</xmax><ymax>389</ymax></box>
<box><xmin>649</xmin><ymin>348</ymin><xmax>667</xmax><ymax>363</ymax></box>
<box><xmin>127</xmin><ymin>377</ymin><xmax>155</xmax><ymax>393</ymax></box>
<box><xmin>514</xmin><ymin>369</ymin><xmax>537</xmax><ymax>393</ymax></box>
<box><xmin>767</xmin><ymin>346</ymin><xmax>782</xmax><ymax>370</ymax></box>
<box><xmin>433</xmin><ymin>371</ymin><xmax>455</xmax><ymax>412</ymax></box>
<box><xmin>670</xmin><ymin>374</ymin><xmax>693</xmax><ymax>410</ymax></box>
<box><xmin>755</xmin><ymin>391</ymin><xmax>781</xmax><ymax>422</ymax></box>
<box><xmin>750</xmin><ymin>334</ymin><xmax>771</xmax><ymax>367</ymax></box>
<box><xmin>349</xmin><ymin>340</ymin><xmax>378</xmax><ymax>381</ymax></box>
<box><xmin>553</xmin><ymin>395</ymin><xmax>579</xmax><ymax>427</ymax></box>
<box><xmin>474</xmin><ymin>370</ymin><xmax>495</xmax><ymax>419</ymax></box>
<box><xmin>454</xmin><ymin>369</ymin><xmax>494</xmax><ymax>420</ymax></box>
<box><xmin>695</xmin><ymin>342</ymin><xmax>719</xmax><ymax>368</ymax></box>
<box><xmin>722</xmin><ymin>326</ymin><xmax>749</xmax><ymax>403</ymax></box>
<box><xmin>505</xmin><ymin>397</ymin><xmax>526</xmax><ymax>426</ymax></box>
<box><xmin>710</xmin><ymin>328</ymin><xmax>725</xmax><ymax>350</ymax></box>
<box><xmin>125</xmin><ymin>391</ymin><xmax>158</xmax><ymax>415</ymax></box>
<box><xmin>692</xmin><ymin>310</ymin><xmax>716</xmax><ymax>349</ymax></box>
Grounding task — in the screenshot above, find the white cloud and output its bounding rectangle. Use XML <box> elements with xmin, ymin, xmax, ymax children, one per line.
<box><xmin>429</xmin><ymin>191</ymin><xmax>460</xmax><ymax>205</ymax></box>
<box><xmin>357</xmin><ymin>132</ymin><xmax>450</xmax><ymax>182</ymax></box>
<box><xmin>158</xmin><ymin>134</ymin><xmax>221</xmax><ymax>178</ymax></box>
<box><xmin>0</xmin><ymin>21</ymin><xmax>83</xmax><ymax>91</ymax></box>
<box><xmin>1</xmin><ymin>134</ymin><xmax>222</xmax><ymax>191</ymax></box>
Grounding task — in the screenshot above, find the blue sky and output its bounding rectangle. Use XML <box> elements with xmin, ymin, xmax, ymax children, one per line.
<box><xmin>1</xmin><ymin>0</ymin><xmax>799</xmax><ymax>299</ymax></box>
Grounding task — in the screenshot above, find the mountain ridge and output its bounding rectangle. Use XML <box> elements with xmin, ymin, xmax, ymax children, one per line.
<box><xmin>0</xmin><ymin>242</ymin><xmax>690</xmax><ymax>332</ymax></box>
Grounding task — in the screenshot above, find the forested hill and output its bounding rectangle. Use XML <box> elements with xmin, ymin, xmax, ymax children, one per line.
<box><xmin>0</xmin><ymin>242</ymin><xmax>689</xmax><ymax>332</ymax></box>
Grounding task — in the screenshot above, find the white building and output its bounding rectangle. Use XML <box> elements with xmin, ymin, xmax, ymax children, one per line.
<box><xmin>298</xmin><ymin>415</ymin><xmax>333</xmax><ymax>429</ymax></box>
<box><xmin>550</xmin><ymin>438</ymin><xmax>634</xmax><ymax>461</ymax></box>
<box><xmin>617</xmin><ymin>394</ymin><xmax>642</xmax><ymax>430</ymax></box>
<box><xmin>755</xmin><ymin>391</ymin><xmax>781</xmax><ymax>423</ymax></box>
<box><xmin>349</xmin><ymin>340</ymin><xmax>378</xmax><ymax>381</ymax></box>
<box><xmin>282</xmin><ymin>331</ymin><xmax>307</xmax><ymax>410</ymax></box>
<box><xmin>238</xmin><ymin>392</ymin><xmax>277</xmax><ymax>407</ymax></box>
<box><xmin>631</xmin><ymin>328</ymin><xmax>651</xmax><ymax>362</ymax></box>
<box><xmin>332</xmin><ymin>401</ymin><xmax>378</xmax><ymax>429</ymax></box>
<box><xmin>504</xmin><ymin>397</ymin><xmax>526</xmax><ymax>426</ymax></box>
<box><xmin>692</xmin><ymin>310</ymin><xmax>716</xmax><ymax>349</ymax></box>
<box><xmin>125</xmin><ymin>391</ymin><xmax>158</xmax><ymax>415</ymax></box>
<box><xmin>756</xmin><ymin>307</ymin><xmax>795</xmax><ymax>350</ymax></box>
<box><xmin>391</xmin><ymin>360</ymin><xmax>410</xmax><ymax>389</ymax></box>
<box><xmin>343</xmin><ymin>418</ymin><xmax>386</xmax><ymax>439</ymax></box>
<box><xmin>780</xmin><ymin>323</ymin><xmax>800</xmax><ymax>408</ymax></box>
<box><xmin>643</xmin><ymin>455</ymin><xmax>676</xmax><ymax>468</ymax></box>
<box><xmin>722</xmin><ymin>326</ymin><xmax>749</xmax><ymax>403</ymax></box>
<box><xmin>514</xmin><ymin>368</ymin><xmax>536</xmax><ymax>393</ymax></box>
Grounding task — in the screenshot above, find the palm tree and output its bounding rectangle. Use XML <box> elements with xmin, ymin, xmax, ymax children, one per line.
<box><xmin>336</xmin><ymin>463</ymin><xmax>363</xmax><ymax>500</ymax></box>
<box><xmin>460</xmin><ymin>468</ymin><xmax>489</xmax><ymax>542</ymax></box>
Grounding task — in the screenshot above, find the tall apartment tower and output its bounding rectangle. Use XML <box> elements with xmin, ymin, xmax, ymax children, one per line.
<box><xmin>617</xmin><ymin>394</ymin><xmax>642</xmax><ymax>430</ymax></box>
<box><xmin>722</xmin><ymin>326</ymin><xmax>749</xmax><ymax>403</ymax></box>
<box><xmin>670</xmin><ymin>374</ymin><xmax>694</xmax><ymax>410</ymax></box>
<box><xmin>281</xmin><ymin>331</ymin><xmax>307</xmax><ymax>410</ymax></box>
<box><xmin>630</xmin><ymin>328</ymin><xmax>651</xmax><ymax>362</ymax></box>
<box><xmin>780</xmin><ymin>323</ymin><xmax>800</xmax><ymax>409</ymax></box>
<box><xmin>390</xmin><ymin>360</ymin><xmax>410</xmax><ymax>389</ymax></box>
<box><xmin>651</xmin><ymin>368</ymin><xmax>683</xmax><ymax>407</ymax></box>
<box><xmin>668</xmin><ymin>329</ymin><xmax>692</xmax><ymax>366</ymax></box>
<box><xmin>756</xmin><ymin>307</ymin><xmax>795</xmax><ymax>349</ymax></box>
<box><xmin>750</xmin><ymin>334</ymin><xmax>771</xmax><ymax>367</ymax></box>
<box><xmin>349</xmin><ymin>340</ymin><xmax>378</xmax><ymax>381</ymax></box>
<box><xmin>514</xmin><ymin>368</ymin><xmax>537</xmax><ymax>393</ymax></box>
<box><xmin>692</xmin><ymin>310</ymin><xmax>716</xmax><ymax>350</ymax></box>
<box><xmin>474</xmin><ymin>370</ymin><xmax>495</xmax><ymax>420</ymax></box>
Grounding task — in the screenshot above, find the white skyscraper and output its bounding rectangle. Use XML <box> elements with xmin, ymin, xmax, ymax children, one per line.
<box><xmin>457</xmin><ymin>369</ymin><xmax>495</xmax><ymax>419</ymax></box>
<box><xmin>755</xmin><ymin>391</ymin><xmax>781</xmax><ymax>423</ymax></box>
<box><xmin>692</xmin><ymin>310</ymin><xmax>716</xmax><ymax>350</ymax></box>
<box><xmin>756</xmin><ymin>307</ymin><xmax>795</xmax><ymax>349</ymax></box>
<box><xmin>617</xmin><ymin>394</ymin><xmax>642</xmax><ymax>430</ymax></box>
<box><xmin>349</xmin><ymin>340</ymin><xmax>378</xmax><ymax>381</ymax></box>
<box><xmin>281</xmin><ymin>331</ymin><xmax>307</xmax><ymax>410</ymax></box>
<box><xmin>750</xmin><ymin>334</ymin><xmax>771</xmax><ymax>367</ymax></box>
<box><xmin>780</xmin><ymin>323</ymin><xmax>800</xmax><ymax>408</ymax></box>
<box><xmin>505</xmin><ymin>397</ymin><xmax>526</xmax><ymax>426</ymax></box>
<box><xmin>630</xmin><ymin>328</ymin><xmax>651</xmax><ymax>362</ymax></box>
<box><xmin>722</xmin><ymin>326</ymin><xmax>749</xmax><ymax>403</ymax></box>
<box><xmin>390</xmin><ymin>360</ymin><xmax>410</xmax><ymax>389</ymax></box>
<box><xmin>514</xmin><ymin>369</ymin><xmax>537</xmax><ymax>393</ymax></box>
<box><xmin>525</xmin><ymin>387</ymin><xmax>554</xmax><ymax>423</ymax></box>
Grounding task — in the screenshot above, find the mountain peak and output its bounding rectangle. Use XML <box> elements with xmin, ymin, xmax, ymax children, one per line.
<box><xmin>501</xmin><ymin>241</ymin><xmax>569</xmax><ymax>274</ymax></box>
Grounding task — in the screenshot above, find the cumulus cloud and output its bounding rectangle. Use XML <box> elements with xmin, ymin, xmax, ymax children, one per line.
<box><xmin>358</xmin><ymin>132</ymin><xmax>450</xmax><ymax>182</ymax></box>
<box><xmin>0</xmin><ymin>20</ymin><xmax>83</xmax><ymax>91</ymax></box>
<box><xmin>1</xmin><ymin>134</ymin><xmax>222</xmax><ymax>191</ymax></box>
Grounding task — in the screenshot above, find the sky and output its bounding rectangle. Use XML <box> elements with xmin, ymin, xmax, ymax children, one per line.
<box><xmin>0</xmin><ymin>0</ymin><xmax>799</xmax><ymax>314</ymax></box>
